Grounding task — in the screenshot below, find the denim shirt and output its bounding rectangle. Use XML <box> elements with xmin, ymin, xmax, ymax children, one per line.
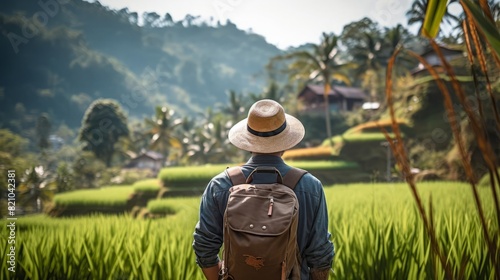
<box><xmin>193</xmin><ymin>155</ymin><xmax>334</xmax><ymax>279</ymax></box>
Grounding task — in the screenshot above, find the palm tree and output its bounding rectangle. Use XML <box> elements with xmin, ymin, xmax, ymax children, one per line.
<box><xmin>145</xmin><ymin>106</ymin><xmax>182</xmax><ymax>166</ymax></box>
<box><xmin>178</xmin><ymin>116</ymin><xmax>195</xmax><ymax>163</ymax></box>
<box><xmin>352</xmin><ymin>33</ymin><xmax>386</xmax><ymax>72</ymax></box>
<box><xmin>19</xmin><ymin>166</ymin><xmax>55</xmax><ymax>213</ymax></box>
<box><xmin>220</xmin><ymin>90</ymin><xmax>246</xmax><ymax>124</ymax></box>
<box><xmin>276</xmin><ymin>32</ymin><xmax>351</xmax><ymax>146</ymax></box>
<box><xmin>442</xmin><ymin>0</ymin><xmax>500</xmax><ymax>45</ymax></box>
<box><xmin>186</xmin><ymin>121</ymin><xmax>232</xmax><ymax>164</ymax></box>
<box><xmin>406</xmin><ymin>0</ymin><xmax>460</xmax><ymax>35</ymax></box>
<box><xmin>491</xmin><ymin>1</ymin><xmax>500</xmax><ymax>21</ymax></box>
<box><xmin>249</xmin><ymin>81</ymin><xmax>284</xmax><ymax>103</ymax></box>
<box><xmin>383</xmin><ymin>24</ymin><xmax>418</xmax><ymax>74</ymax></box>
<box><xmin>384</xmin><ymin>24</ymin><xmax>412</xmax><ymax>55</ymax></box>
<box><xmin>351</xmin><ymin>25</ymin><xmax>415</xmax><ymax>103</ymax></box>
<box><xmin>407</xmin><ymin>0</ymin><xmax>429</xmax><ymax>29</ymax></box>
<box><xmin>350</xmin><ymin>34</ymin><xmax>386</xmax><ymax>121</ymax></box>
<box><xmin>350</xmin><ymin>32</ymin><xmax>387</xmax><ymax>102</ymax></box>
<box><xmin>456</xmin><ymin>0</ymin><xmax>500</xmax><ymax>26</ymax></box>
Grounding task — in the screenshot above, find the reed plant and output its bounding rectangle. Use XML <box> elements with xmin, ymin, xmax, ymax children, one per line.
<box><xmin>382</xmin><ymin>1</ymin><xmax>500</xmax><ymax>277</ymax></box>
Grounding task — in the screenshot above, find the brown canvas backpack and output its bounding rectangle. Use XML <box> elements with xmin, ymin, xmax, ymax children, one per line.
<box><xmin>221</xmin><ymin>166</ymin><xmax>307</xmax><ymax>280</ymax></box>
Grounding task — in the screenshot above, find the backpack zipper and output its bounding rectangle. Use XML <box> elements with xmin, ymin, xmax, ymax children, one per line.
<box><xmin>268</xmin><ymin>196</ymin><xmax>274</xmax><ymax>216</ymax></box>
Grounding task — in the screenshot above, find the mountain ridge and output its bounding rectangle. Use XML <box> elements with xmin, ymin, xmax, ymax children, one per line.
<box><xmin>0</xmin><ymin>0</ymin><xmax>282</xmax><ymax>134</ymax></box>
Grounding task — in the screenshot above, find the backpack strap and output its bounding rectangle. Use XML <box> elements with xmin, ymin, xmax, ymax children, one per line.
<box><xmin>282</xmin><ymin>168</ymin><xmax>308</xmax><ymax>190</ymax></box>
<box><xmin>225</xmin><ymin>166</ymin><xmax>246</xmax><ymax>185</ymax></box>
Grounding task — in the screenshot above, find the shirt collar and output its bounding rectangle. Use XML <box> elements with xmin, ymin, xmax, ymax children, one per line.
<box><xmin>247</xmin><ymin>154</ymin><xmax>285</xmax><ymax>165</ymax></box>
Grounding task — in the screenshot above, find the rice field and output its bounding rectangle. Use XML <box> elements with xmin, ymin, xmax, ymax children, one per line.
<box><xmin>53</xmin><ymin>186</ymin><xmax>136</xmax><ymax>207</ymax></box>
<box><xmin>158</xmin><ymin>161</ymin><xmax>358</xmax><ymax>187</ymax></box>
<box><xmin>0</xmin><ymin>181</ymin><xmax>497</xmax><ymax>279</ymax></box>
<box><xmin>132</xmin><ymin>179</ymin><xmax>162</xmax><ymax>194</ymax></box>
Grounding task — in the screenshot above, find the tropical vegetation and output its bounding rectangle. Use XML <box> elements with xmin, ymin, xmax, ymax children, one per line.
<box><xmin>0</xmin><ymin>0</ymin><xmax>498</xmax><ymax>278</ymax></box>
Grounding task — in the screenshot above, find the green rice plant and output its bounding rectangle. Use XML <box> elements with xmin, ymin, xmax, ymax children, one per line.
<box><xmin>343</xmin><ymin>119</ymin><xmax>409</xmax><ymax>135</ymax></box>
<box><xmin>159</xmin><ymin>162</ymin><xmax>358</xmax><ymax>188</ymax></box>
<box><xmin>478</xmin><ymin>168</ymin><xmax>500</xmax><ymax>187</ymax></box>
<box><xmin>328</xmin><ymin>182</ymin><xmax>496</xmax><ymax>279</ymax></box>
<box><xmin>53</xmin><ymin>186</ymin><xmax>135</xmax><ymax>207</ymax></box>
<box><xmin>321</xmin><ymin>132</ymin><xmax>402</xmax><ymax>146</ymax></box>
<box><xmin>159</xmin><ymin>164</ymin><xmax>227</xmax><ymax>188</ymax></box>
<box><xmin>282</xmin><ymin>145</ymin><xmax>334</xmax><ymax>161</ymax></box>
<box><xmin>342</xmin><ymin>132</ymin><xmax>399</xmax><ymax>142</ymax></box>
<box><xmin>321</xmin><ymin>135</ymin><xmax>342</xmax><ymax>147</ymax></box>
<box><xmin>132</xmin><ymin>179</ymin><xmax>162</xmax><ymax>194</ymax></box>
<box><xmin>1</xmin><ymin>197</ymin><xmax>203</xmax><ymax>280</ymax></box>
<box><xmin>284</xmin><ymin>160</ymin><xmax>358</xmax><ymax>170</ymax></box>
<box><xmin>147</xmin><ymin>198</ymin><xmax>186</xmax><ymax>215</ymax></box>
<box><xmin>1</xmin><ymin>182</ymin><xmax>495</xmax><ymax>279</ymax></box>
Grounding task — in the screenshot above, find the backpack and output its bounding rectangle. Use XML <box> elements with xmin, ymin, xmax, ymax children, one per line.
<box><xmin>221</xmin><ymin>166</ymin><xmax>307</xmax><ymax>280</ymax></box>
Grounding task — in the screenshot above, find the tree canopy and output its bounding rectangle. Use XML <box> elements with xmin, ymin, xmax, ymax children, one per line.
<box><xmin>78</xmin><ymin>99</ymin><xmax>129</xmax><ymax>167</ymax></box>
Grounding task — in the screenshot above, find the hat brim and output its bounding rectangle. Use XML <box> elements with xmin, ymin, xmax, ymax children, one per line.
<box><xmin>228</xmin><ymin>114</ymin><xmax>305</xmax><ymax>153</ymax></box>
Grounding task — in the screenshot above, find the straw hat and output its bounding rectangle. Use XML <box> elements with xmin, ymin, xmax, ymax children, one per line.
<box><xmin>228</xmin><ymin>99</ymin><xmax>305</xmax><ymax>153</ymax></box>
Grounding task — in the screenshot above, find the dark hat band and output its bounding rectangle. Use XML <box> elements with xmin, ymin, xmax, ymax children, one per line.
<box><xmin>247</xmin><ymin>121</ymin><xmax>287</xmax><ymax>137</ymax></box>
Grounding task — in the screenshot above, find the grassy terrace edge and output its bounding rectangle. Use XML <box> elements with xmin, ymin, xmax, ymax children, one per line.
<box><xmin>52</xmin><ymin>161</ymin><xmax>359</xmax><ymax>210</ymax></box>
<box><xmin>159</xmin><ymin>161</ymin><xmax>358</xmax><ymax>186</ymax></box>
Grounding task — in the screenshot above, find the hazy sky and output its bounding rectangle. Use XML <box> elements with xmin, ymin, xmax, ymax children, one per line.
<box><xmin>92</xmin><ymin>0</ymin><xmax>427</xmax><ymax>49</ymax></box>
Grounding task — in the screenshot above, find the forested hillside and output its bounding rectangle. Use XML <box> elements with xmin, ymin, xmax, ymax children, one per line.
<box><xmin>0</xmin><ymin>0</ymin><xmax>280</xmax><ymax>133</ymax></box>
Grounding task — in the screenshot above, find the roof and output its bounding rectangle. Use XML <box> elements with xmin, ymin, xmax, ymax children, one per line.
<box><xmin>419</xmin><ymin>44</ymin><xmax>463</xmax><ymax>58</ymax></box>
<box><xmin>333</xmin><ymin>85</ymin><xmax>368</xmax><ymax>100</ymax></box>
<box><xmin>133</xmin><ymin>151</ymin><xmax>164</xmax><ymax>161</ymax></box>
<box><xmin>410</xmin><ymin>44</ymin><xmax>463</xmax><ymax>76</ymax></box>
<box><xmin>410</xmin><ymin>64</ymin><xmax>445</xmax><ymax>75</ymax></box>
<box><xmin>300</xmin><ymin>84</ymin><xmax>367</xmax><ymax>100</ymax></box>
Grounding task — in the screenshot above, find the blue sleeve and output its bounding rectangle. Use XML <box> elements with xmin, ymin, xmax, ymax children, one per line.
<box><xmin>192</xmin><ymin>178</ymin><xmax>225</xmax><ymax>268</ymax></box>
<box><xmin>193</xmin><ymin>172</ymin><xmax>231</xmax><ymax>268</ymax></box>
<box><xmin>301</xmin><ymin>176</ymin><xmax>335</xmax><ymax>270</ymax></box>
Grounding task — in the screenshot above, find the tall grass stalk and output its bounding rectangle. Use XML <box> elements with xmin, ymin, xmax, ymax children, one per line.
<box><xmin>383</xmin><ymin>1</ymin><xmax>500</xmax><ymax>277</ymax></box>
<box><xmin>382</xmin><ymin>46</ymin><xmax>454</xmax><ymax>279</ymax></box>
